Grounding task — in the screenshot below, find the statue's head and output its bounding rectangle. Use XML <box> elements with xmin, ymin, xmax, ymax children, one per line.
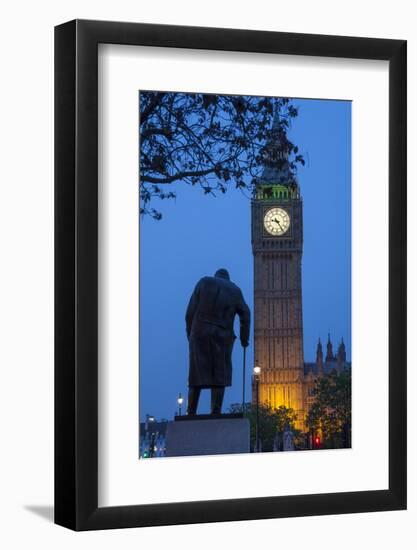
<box><xmin>214</xmin><ymin>268</ymin><xmax>230</xmax><ymax>281</ymax></box>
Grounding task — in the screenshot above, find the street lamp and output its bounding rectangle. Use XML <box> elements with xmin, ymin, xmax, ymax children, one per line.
<box><xmin>253</xmin><ymin>361</ymin><xmax>261</xmax><ymax>452</ymax></box>
<box><xmin>145</xmin><ymin>413</ymin><xmax>155</xmax><ymax>430</ymax></box>
<box><xmin>177</xmin><ymin>392</ymin><xmax>184</xmax><ymax>416</ymax></box>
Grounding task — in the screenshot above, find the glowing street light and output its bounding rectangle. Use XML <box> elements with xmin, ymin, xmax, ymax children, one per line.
<box><xmin>177</xmin><ymin>392</ymin><xmax>184</xmax><ymax>416</ymax></box>
<box><xmin>253</xmin><ymin>361</ymin><xmax>261</xmax><ymax>452</ymax></box>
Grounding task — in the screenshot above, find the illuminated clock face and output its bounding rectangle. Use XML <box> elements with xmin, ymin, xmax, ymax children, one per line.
<box><xmin>263</xmin><ymin>207</ymin><xmax>290</xmax><ymax>236</ymax></box>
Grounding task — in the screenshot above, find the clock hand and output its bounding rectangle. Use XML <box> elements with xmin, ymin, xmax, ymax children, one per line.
<box><xmin>273</xmin><ymin>218</ymin><xmax>284</xmax><ymax>230</ymax></box>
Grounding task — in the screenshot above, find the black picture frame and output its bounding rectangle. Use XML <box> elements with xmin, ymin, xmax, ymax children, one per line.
<box><xmin>55</xmin><ymin>19</ymin><xmax>407</xmax><ymax>531</ymax></box>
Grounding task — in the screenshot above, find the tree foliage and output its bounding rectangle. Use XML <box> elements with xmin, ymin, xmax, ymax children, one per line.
<box><xmin>305</xmin><ymin>369</ymin><xmax>352</xmax><ymax>448</ymax></box>
<box><xmin>139</xmin><ymin>92</ymin><xmax>304</xmax><ymax>218</ymax></box>
<box><xmin>229</xmin><ymin>402</ymin><xmax>298</xmax><ymax>452</ymax></box>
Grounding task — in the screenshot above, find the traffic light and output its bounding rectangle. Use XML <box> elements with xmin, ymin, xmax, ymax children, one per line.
<box><xmin>314</xmin><ymin>436</ymin><xmax>321</xmax><ymax>448</ymax></box>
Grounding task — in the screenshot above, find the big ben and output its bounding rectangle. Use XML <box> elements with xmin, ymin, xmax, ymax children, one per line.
<box><xmin>251</xmin><ymin>125</ymin><xmax>305</xmax><ymax>430</ymax></box>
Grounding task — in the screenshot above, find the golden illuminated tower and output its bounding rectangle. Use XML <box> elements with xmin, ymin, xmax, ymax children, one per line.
<box><xmin>251</xmin><ymin>122</ymin><xmax>305</xmax><ymax>430</ymax></box>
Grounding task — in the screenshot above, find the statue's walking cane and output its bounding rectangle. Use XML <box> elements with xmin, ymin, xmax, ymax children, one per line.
<box><xmin>242</xmin><ymin>346</ymin><xmax>246</xmax><ymax>414</ymax></box>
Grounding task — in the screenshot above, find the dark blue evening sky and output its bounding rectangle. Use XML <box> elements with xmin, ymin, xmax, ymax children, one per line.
<box><xmin>139</xmin><ymin>97</ymin><xmax>351</xmax><ymax>421</ymax></box>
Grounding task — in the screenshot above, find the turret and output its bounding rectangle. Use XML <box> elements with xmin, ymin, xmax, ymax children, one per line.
<box><xmin>325</xmin><ymin>333</ymin><xmax>334</xmax><ymax>363</ymax></box>
<box><xmin>337</xmin><ymin>337</ymin><xmax>347</xmax><ymax>365</ymax></box>
<box><xmin>256</xmin><ymin>106</ymin><xmax>298</xmax><ymax>189</ymax></box>
<box><xmin>316</xmin><ymin>337</ymin><xmax>324</xmax><ymax>375</ymax></box>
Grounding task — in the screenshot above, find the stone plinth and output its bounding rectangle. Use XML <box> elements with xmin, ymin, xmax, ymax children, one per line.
<box><xmin>165</xmin><ymin>415</ymin><xmax>250</xmax><ymax>457</ymax></box>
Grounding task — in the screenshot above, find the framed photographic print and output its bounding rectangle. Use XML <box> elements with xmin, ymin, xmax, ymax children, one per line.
<box><xmin>55</xmin><ymin>20</ymin><xmax>407</xmax><ymax>530</ymax></box>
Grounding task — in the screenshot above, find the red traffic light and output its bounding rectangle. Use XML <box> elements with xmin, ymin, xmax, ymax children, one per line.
<box><xmin>314</xmin><ymin>436</ymin><xmax>320</xmax><ymax>446</ymax></box>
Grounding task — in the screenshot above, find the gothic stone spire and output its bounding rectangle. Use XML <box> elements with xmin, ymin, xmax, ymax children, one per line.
<box><xmin>326</xmin><ymin>333</ymin><xmax>335</xmax><ymax>363</ymax></box>
<box><xmin>258</xmin><ymin>107</ymin><xmax>295</xmax><ymax>186</ymax></box>
<box><xmin>316</xmin><ymin>337</ymin><xmax>324</xmax><ymax>375</ymax></box>
<box><xmin>337</xmin><ymin>337</ymin><xmax>347</xmax><ymax>364</ymax></box>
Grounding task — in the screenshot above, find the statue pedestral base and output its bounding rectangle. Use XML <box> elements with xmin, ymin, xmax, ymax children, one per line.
<box><xmin>165</xmin><ymin>414</ymin><xmax>250</xmax><ymax>457</ymax></box>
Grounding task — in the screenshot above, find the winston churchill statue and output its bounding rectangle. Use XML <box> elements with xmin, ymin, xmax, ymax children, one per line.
<box><xmin>185</xmin><ymin>268</ymin><xmax>250</xmax><ymax>415</ymax></box>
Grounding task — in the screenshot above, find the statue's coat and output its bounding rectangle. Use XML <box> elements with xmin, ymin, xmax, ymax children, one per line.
<box><xmin>186</xmin><ymin>273</ymin><xmax>250</xmax><ymax>388</ymax></box>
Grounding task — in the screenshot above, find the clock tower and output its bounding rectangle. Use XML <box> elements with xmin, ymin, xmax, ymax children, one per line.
<box><xmin>251</xmin><ymin>125</ymin><xmax>305</xmax><ymax>430</ymax></box>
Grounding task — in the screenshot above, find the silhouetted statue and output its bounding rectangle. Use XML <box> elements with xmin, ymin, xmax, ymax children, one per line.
<box><xmin>185</xmin><ymin>268</ymin><xmax>250</xmax><ymax>415</ymax></box>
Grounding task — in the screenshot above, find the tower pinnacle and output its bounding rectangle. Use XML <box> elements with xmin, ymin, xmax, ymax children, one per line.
<box><xmin>337</xmin><ymin>338</ymin><xmax>347</xmax><ymax>364</ymax></box>
<box><xmin>316</xmin><ymin>337</ymin><xmax>324</xmax><ymax>375</ymax></box>
<box><xmin>326</xmin><ymin>333</ymin><xmax>334</xmax><ymax>362</ymax></box>
<box><xmin>258</xmin><ymin>108</ymin><xmax>295</xmax><ymax>186</ymax></box>
<box><xmin>316</xmin><ymin>337</ymin><xmax>323</xmax><ymax>360</ymax></box>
